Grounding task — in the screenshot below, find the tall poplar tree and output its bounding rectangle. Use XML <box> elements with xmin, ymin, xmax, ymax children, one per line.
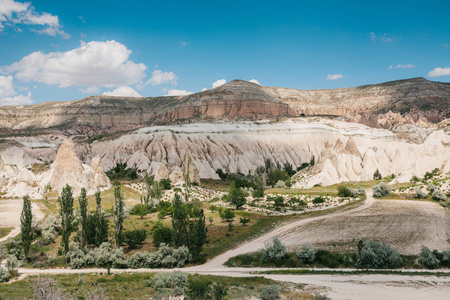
<box><xmin>20</xmin><ymin>195</ymin><xmax>33</xmax><ymax>261</ymax></box>
<box><xmin>78</xmin><ymin>187</ymin><xmax>88</xmax><ymax>250</ymax></box>
<box><xmin>113</xmin><ymin>186</ymin><xmax>124</xmax><ymax>248</ymax></box>
<box><xmin>171</xmin><ymin>193</ymin><xmax>189</xmax><ymax>248</ymax></box>
<box><xmin>192</xmin><ymin>208</ymin><xmax>208</xmax><ymax>259</ymax></box>
<box><xmin>58</xmin><ymin>184</ymin><xmax>74</xmax><ymax>257</ymax></box>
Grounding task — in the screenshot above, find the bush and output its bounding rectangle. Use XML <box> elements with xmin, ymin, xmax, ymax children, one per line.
<box><xmin>187</xmin><ymin>277</ymin><xmax>211</xmax><ymax>299</ymax></box>
<box><xmin>253</xmin><ymin>189</ymin><xmax>264</xmax><ymax>198</ymax></box>
<box><xmin>356</xmin><ymin>239</ymin><xmax>402</xmax><ymax>269</ymax></box>
<box><xmin>239</xmin><ymin>217</ymin><xmax>250</xmax><ymax>226</ymax></box>
<box><xmin>372</xmin><ymin>182</ymin><xmax>391</xmax><ymax>197</ymax></box>
<box><xmin>129</xmin><ymin>244</ymin><xmax>191</xmax><ymax>269</ymax></box>
<box><xmin>432</xmin><ymin>189</ymin><xmax>446</xmax><ymax>201</ymax></box>
<box><xmin>151</xmin><ymin>223</ymin><xmax>173</xmax><ymax>247</ymax></box>
<box><xmin>312</xmin><ymin>196</ymin><xmax>325</xmax><ymax>205</ymax></box>
<box><xmin>337</xmin><ymin>186</ymin><xmax>352</xmax><ymax>197</ymax></box>
<box><xmin>123</xmin><ymin>229</ymin><xmax>148</xmax><ymax>248</ymax></box>
<box><xmin>418</xmin><ymin>246</ymin><xmax>440</xmax><ymax>269</ymax></box>
<box><xmin>428</xmin><ymin>183</ymin><xmax>437</xmax><ymax>194</ymax></box>
<box><xmin>373</xmin><ymin>169</ymin><xmax>382</xmax><ymax>180</ymax></box>
<box><xmin>274</xmin><ymin>180</ymin><xmax>286</xmax><ymax>188</ymax></box>
<box><xmin>350</xmin><ymin>186</ymin><xmax>366</xmax><ymax>197</ymax></box>
<box><xmin>413</xmin><ymin>187</ymin><xmax>428</xmax><ymax>199</ymax></box>
<box><xmin>211</xmin><ymin>282</ymin><xmax>228</xmax><ymax>300</ymax></box>
<box><xmin>259</xmin><ymin>284</ymin><xmax>281</xmax><ymax>300</ymax></box>
<box><xmin>297</xmin><ymin>244</ymin><xmax>316</xmax><ymax>264</ymax></box>
<box><xmin>0</xmin><ymin>266</ymin><xmax>10</xmax><ymax>282</ymax></box>
<box><xmin>220</xmin><ymin>209</ymin><xmax>235</xmax><ymax>222</ymax></box>
<box><xmin>130</xmin><ymin>204</ymin><xmax>154</xmax><ymax>218</ymax></box>
<box><xmin>150</xmin><ymin>271</ymin><xmax>188</xmax><ymax>294</ymax></box>
<box><xmin>261</xmin><ymin>237</ymin><xmax>287</xmax><ymax>263</ymax></box>
<box><xmin>159</xmin><ymin>179</ymin><xmax>172</xmax><ymax>190</ymax></box>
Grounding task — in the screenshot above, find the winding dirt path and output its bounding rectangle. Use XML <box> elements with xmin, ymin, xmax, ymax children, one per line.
<box><xmin>197</xmin><ymin>190</ymin><xmax>375</xmax><ymax>270</ymax></box>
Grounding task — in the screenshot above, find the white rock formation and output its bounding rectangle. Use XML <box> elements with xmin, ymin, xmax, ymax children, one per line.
<box><xmin>154</xmin><ymin>163</ymin><xmax>170</xmax><ymax>182</ymax></box>
<box><xmin>0</xmin><ymin>138</ymin><xmax>111</xmax><ymax>198</ymax></box>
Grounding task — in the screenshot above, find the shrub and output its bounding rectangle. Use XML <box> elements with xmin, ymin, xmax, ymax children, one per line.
<box><xmin>418</xmin><ymin>246</ymin><xmax>440</xmax><ymax>269</ymax></box>
<box><xmin>6</xmin><ymin>255</ymin><xmax>20</xmax><ymax>271</ymax></box>
<box><xmin>0</xmin><ymin>266</ymin><xmax>10</xmax><ymax>282</ymax></box>
<box><xmin>150</xmin><ymin>271</ymin><xmax>188</xmax><ymax>294</ymax></box>
<box><xmin>187</xmin><ymin>277</ymin><xmax>211</xmax><ymax>299</ymax></box>
<box><xmin>312</xmin><ymin>196</ymin><xmax>325</xmax><ymax>205</ymax></box>
<box><xmin>239</xmin><ymin>217</ymin><xmax>250</xmax><ymax>226</ymax></box>
<box><xmin>297</xmin><ymin>244</ymin><xmax>316</xmax><ymax>264</ymax></box>
<box><xmin>350</xmin><ymin>186</ymin><xmax>366</xmax><ymax>197</ymax></box>
<box><xmin>337</xmin><ymin>186</ymin><xmax>352</xmax><ymax>197</ymax></box>
<box><xmin>159</xmin><ymin>179</ymin><xmax>172</xmax><ymax>190</ymax></box>
<box><xmin>130</xmin><ymin>204</ymin><xmax>154</xmax><ymax>218</ymax></box>
<box><xmin>123</xmin><ymin>229</ymin><xmax>148</xmax><ymax>249</ymax></box>
<box><xmin>356</xmin><ymin>239</ymin><xmax>402</xmax><ymax>269</ymax></box>
<box><xmin>432</xmin><ymin>189</ymin><xmax>446</xmax><ymax>201</ymax></box>
<box><xmin>372</xmin><ymin>182</ymin><xmax>391</xmax><ymax>197</ymax></box>
<box><xmin>413</xmin><ymin>187</ymin><xmax>428</xmax><ymax>199</ymax></box>
<box><xmin>373</xmin><ymin>169</ymin><xmax>382</xmax><ymax>180</ymax></box>
<box><xmin>428</xmin><ymin>183</ymin><xmax>437</xmax><ymax>194</ymax></box>
<box><xmin>220</xmin><ymin>209</ymin><xmax>235</xmax><ymax>222</ymax></box>
<box><xmin>259</xmin><ymin>284</ymin><xmax>281</xmax><ymax>300</ymax></box>
<box><xmin>128</xmin><ymin>252</ymin><xmax>147</xmax><ymax>269</ymax></box>
<box><xmin>261</xmin><ymin>237</ymin><xmax>287</xmax><ymax>263</ymax></box>
<box><xmin>211</xmin><ymin>282</ymin><xmax>228</xmax><ymax>300</ymax></box>
<box><xmin>410</xmin><ymin>175</ymin><xmax>420</xmax><ymax>183</ymax></box>
<box><xmin>274</xmin><ymin>180</ymin><xmax>286</xmax><ymax>188</ymax></box>
<box><xmin>151</xmin><ymin>223</ymin><xmax>173</xmax><ymax>247</ymax></box>
<box><xmin>253</xmin><ymin>189</ymin><xmax>264</xmax><ymax>198</ymax></box>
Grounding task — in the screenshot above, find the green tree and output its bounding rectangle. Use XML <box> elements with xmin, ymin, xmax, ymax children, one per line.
<box><xmin>239</xmin><ymin>217</ymin><xmax>250</xmax><ymax>226</ymax></box>
<box><xmin>58</xmin><ymin>184</ymin><xmax>74</xmax><ymax>257</ymax></box>
<box><xmin>95</xmin><ymin>191</ymin><xmax>108</xmax><ymax>247</ymax></box>
<box><xmin>78</xmin><ymin>187</ymin><xmax>88</xmax><ymax>250</ymax></box>
<box><xmin>220</xmin><ymin>209</ymin><xmax>235</xmax><ymax>222</ymax></box>
<box><xmin>192</xmin><ymin>209</ymin><xmax>208</xmax><ymax>259</ymax></box>
<box><xmin>171</xmin><ymin>193</ymin><xmax>190</xmax><ymax>248</ymax></box>
<box><xmin>20</xmin><ymin>195</ymin><xmax>33</xmax><ymax>261</ymax></box>
<box><xmin>228</xmin><ymin>183</ymin><xmax>247</xmax><ymax>209</ymax></box>
<box><xmin>373</xmin><ymin>168</ymin><xmax>382</xmax><ymax>180</ymax></box>
<box><xmin>182</xmin><ymin>154</ymin><xmax>191</xmax><ymax>202</ymax></box>
<box><xmin>113</xmin><ymin>186</ymin><xmax>125</xmax><ymax>248</ymax></box>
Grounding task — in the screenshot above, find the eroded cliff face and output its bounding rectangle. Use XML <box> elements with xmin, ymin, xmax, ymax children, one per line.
<box><xmin>0</xmin><ymin>118</ymin><xmax>448</xmax><ymax>196</ymax></box>
<box><xmin>0</xmin><ymin>78</ymin><xmax>448</xmax><ymax>136</ymax></box>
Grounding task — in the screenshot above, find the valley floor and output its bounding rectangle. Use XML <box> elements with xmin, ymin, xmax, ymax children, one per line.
<box><xmin>3</xmin><ymin>190</ymin><xmax>450</xmax><ymax>299</ymax></box>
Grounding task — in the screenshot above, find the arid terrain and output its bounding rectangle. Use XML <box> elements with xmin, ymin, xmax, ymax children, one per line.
<box><xmin>0</xmin><ymin>78</ymin><xmax>449</xmax><ymax>299</ymax></box>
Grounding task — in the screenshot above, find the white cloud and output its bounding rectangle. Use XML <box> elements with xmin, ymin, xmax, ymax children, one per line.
<box><xmin>370</xmin><ymin>32</ymin><xmax>393</xmax><ymax>43</ymax></box>
<box><xmin>103</xmin><ymin>86</ymin><xmax>141</xmax><ymax>97</ymax></box>
<box><xmin>212</xmin><ymin>79</ymin><xmax>226</xmax><ymax>88</ymax></box>
<box><xmin>0</xmin><ymin>0</ymin><xmax>69</xmax><ymax>38</ymax></box>
<box><xmin>5</xmin><ymin>40</ymin><xmax>147</xmax><ymax>88</ymax></box>
<box><xmin>0</xmin><ymin>75</ymin><xmax>33</xmax><ymax>106</ymax></box>
<box><xmin>80</xmin><ymin>86</ymin><xmax>100</xmax><ymax>93</ymax></box>
<box><xmin>442</xmin><ymin>44</ymin><xmax>449</xmax><ymax>50</ymax></box>
<box><xmin>146</xmin><ymin>70</ymin><xmax>177</xmax><ymax>86</ymax></box>
<box><xmin>201</xmin><ymin>87</ymin><xmax>207</xmax><ymax>92</ymax></box>
<box><xmin>428</xmin><ymin>67</ymin><xmax>450</xmax><ymax>77</ymax></box>
<box><xmin>249</xmin><ymin>79</ymin><xmax>260</xmax><ymax>85</ymax></box>
<box><xmin>180</xmin><ymin>41</ymin><xmax>188</xmax><ymax>47</ymax></box>
<box><xmin>388</xmin><ymin>64</ymin><xmax>414</xmax><ymax>70</ymax></box>
<box><xmin>166</xmin><ymin>89</ymin><xmax>193</xmax><ymax>96</ymax></box>
<box><xmin>326</xmin><ymin>74</ymin><xmax>344</xmax><ymax>80</ymax></box>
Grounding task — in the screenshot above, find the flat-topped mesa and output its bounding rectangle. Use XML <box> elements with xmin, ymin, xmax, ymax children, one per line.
<box><xmin>0</xmin><ymin>78</ymin><xmax>448</xmax><ymax>135</ymax></box>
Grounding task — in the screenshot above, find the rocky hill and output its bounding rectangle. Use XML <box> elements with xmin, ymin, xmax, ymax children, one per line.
<box><xmin>0</xmin><ymin>78</ymin><xmax>448</xmax><ymax>135</ymax></box>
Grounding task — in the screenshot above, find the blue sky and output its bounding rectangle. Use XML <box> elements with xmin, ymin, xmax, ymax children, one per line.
<box><xmin>0</xmin><ymin>0</ymin><xmax>449</xmax><ymax>105</ymax></box>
